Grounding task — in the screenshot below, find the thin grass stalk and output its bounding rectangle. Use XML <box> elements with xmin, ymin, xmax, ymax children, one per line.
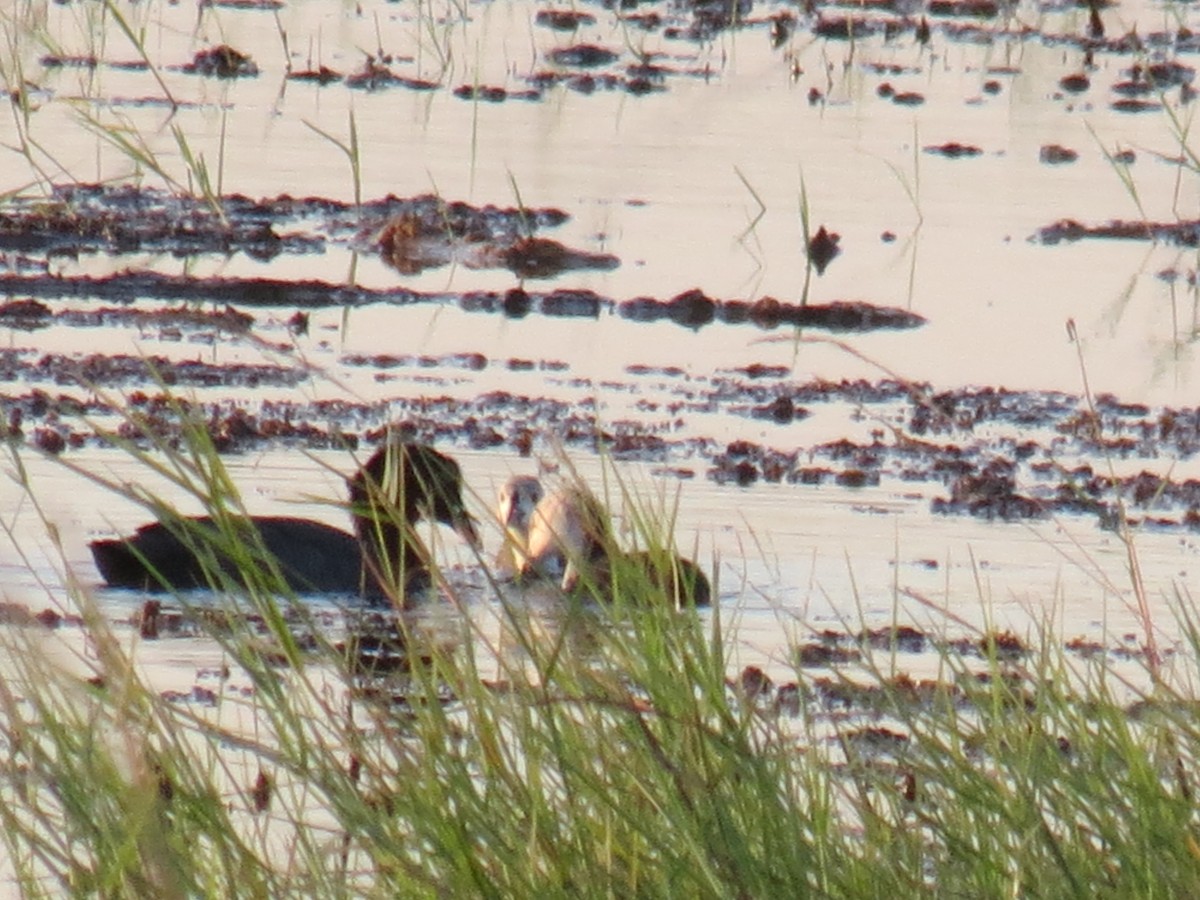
<box><xmin>1067</xmin><ymin>318</ymin><xmax>1157</xmax><ymax>677</ymax></box>
<box><xmin>733</xmin><ymin>165</ymin><xmax>767</xmax><ymax>248</ymax></box>
<box><xmin>102</xmin><ymin>0</ymin><xmax>176</xmax><ymax>110</ymax></box>
<box><xmin>795</xmin><ymin>171</ymin><xmax>816</xmax><ymax>314</ymax></box>
<box><xmin>304</xmin><ymin>110</ymin><xmax>362</xmax><ymax>209</ymax></box>
<box><xmin>1086</xmin><ymin>122</ymin><xmax>1147</xmax><ymax>221</ymax></box>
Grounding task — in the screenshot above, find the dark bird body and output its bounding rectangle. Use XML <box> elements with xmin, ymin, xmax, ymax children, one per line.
<box><xmin>90</xmin><ymin>442</ymin><xmax>479</xmax><ymax>602</ymax></box>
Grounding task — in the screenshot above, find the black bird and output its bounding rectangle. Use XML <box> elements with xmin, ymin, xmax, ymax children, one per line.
<box><xmin>90</xmin><ymin>442</ymin><xmax>480</xmax><ymax>603</ymax></box>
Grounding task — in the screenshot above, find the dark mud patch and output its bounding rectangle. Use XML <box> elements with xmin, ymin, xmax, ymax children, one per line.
<box><xmin>931</xmin><ymin>459</ymin><xmax>1044</xmax><ymax>520</ymax></box>
<box><xmin>527</xmin><ymin>69</ymin><xmax>670</xmax><ymax>96</ymax></box>
<box><xmin>28</xmin><ymin>0</ymin><xmax>1200</xmax><ymax>115</ymax></box>
<box><xmin>1058</xmin><ymin>73</ymin><xmax>1090</xmax><ymax>93</ymax></box>
<box><xmin>923</xmin><ymin>142</ymin><xmax>983</xmax><ymax>158</ymax></box>
<box><xmin>0</xmin><ymin>185</ymin><xmax>570</xmax><ymax>264</ymax></box>
<box><xmin>717</xmin><ymin>629</ymin><xmax>1170</xmax><ymax>726</ymax></box>
<box><xmin>0</xmin><ymin>300</ymin><xmax>254</xmax><ymax>336</ymax></box>
<box><xmin>112</xmin><ymin>604</ymin><xmax>1163</xmax><ymax>732</ymax></box>
<box><xmin>620</xmin><ymin>290</ymin><xmax>922</xmax><ymax>331</ymax></box>
<box><xmin>548</xmin><ymin>44</ymin><xmax>620</xmax><ymax>67</ymax></box>
<box><xmin>0</xmin><ymin>272</ymin><xmax>923</xmax><ymax>335</ymax></box>
<box><xmin>345</xmin><ymin>58</ymin><xmax>437</xmax><ymax>92</ymax></box>
<box><xmin>806</xmin><ymin>226</ymin><xmax>841</xmax><ymax>274</ymax></box>
<box><xmin>40</xmin><ymin>54</ymin><xmax>148</xmax><ymax>72</ymax></box>
<box><xmin>133</xmin><ymin>598</ymin><xmax>340</xmax><ymax>642</ymax></box>
<box><xmin>288</xmin><ymin>65</ymin><xmax>343</xmax><ymax>85</ymax></box>
<box><xmin>0</xmin><ymin>299</ymin><xmax>53</xmax><ymax>330</ymax></box>
<box><xmin>879</xmin><ymin>86</ymin><xmax>925</xmax><ymax>106</ymax></box>
<box><xmin>1036</xmin><ymin>218</ymin><xmax>1200</xmax><ymax>246</ymax></box>
<box><xmin>207</xmin><ymin>0</ymin><xmax>285</xmax><ymax>9</ymax></box>
<box><xmin>1038</xmin><ymin>144</ymin><xmax>1079</xmax><ymax>164</ymax></box>
<box><xmin>0</xmin><ymin>186</ymin><xmax>311</xmax><ymax>260</ymax></box>
<box><xmin>0</xmin><ymin>350</ymin><xmax>306</xmax><ymax>392</ymax></box>
<box><xmin>132</xmin><ymin>604</ymin><xmax>438</xmax><ymax>706</ymax></box>
<box><xmin>536</xmin><ymin>9</ymin><xmax>597</xmax><ymax>30</ymax></box>
<box><xmin>787</xmin><ymin>626</ymin><xmax>1032</xmax><ymax>664</ymax></box>
<box><xmin>376</xmin><ymin>214</ymin><xmax>618</xmax><ymax>277</ymax></box>
<box><xmin>927</xmin><ymin>0</ymin><xmax>1002</xmax><ymax>18</ymax></box>
<box><xmin>0</xmin><ymin>602</ymin><xmax>81</xmax><ymax>629</ymax></box>
<box><xmin>1110</xmin><ymin>98</ymin><xmax>1162</xmax><ymax>113</ymax></box>
<box><xmin>343</xmin><ymin>352</ymin><xmax>569</xmax><ymax>375</ymax></box>
<box><xmin>178</xmin><ymin>45</ymin><xmax>260</xmax><ymax>79</ymax></box>
<box><xmin>453</xmin><ymin>84</ymin><xmax>542</xmax><ymax>102</ymax></box>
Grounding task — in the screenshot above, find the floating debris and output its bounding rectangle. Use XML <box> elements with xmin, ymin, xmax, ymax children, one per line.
<box><xmin>182</xmin><ymin>45</ymin><xmax>259</xmax><ymax>79</ymax></box>
<box><xmin>535</xmin><ymin>9</ymin><xmax>596</xmax><ymax>31</ymax></box>
<box><xmin>924</xmin><ymin>142</ymin><xmax>983</xmax><ymax>158</ymax></box>
<box><xmin>807</xmin><ymin>226</ymin><xmax>841</xmax><ymax>274</ymax></box>
<box><xmin>1039</xmin><ymin>144</ymin><xmax>1079</xmax><ymax>164</ymax></box>
<box><xmin>548</xmin><ymin>45</ymin><xmax>619</xmax><ymax>68</ymax></box>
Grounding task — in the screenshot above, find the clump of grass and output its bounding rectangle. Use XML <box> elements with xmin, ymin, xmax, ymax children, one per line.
<box><xmin>73</xmin><ymin>107</ymin><xmax>230</xmax><ymax>221</ymax></box>
<box><xmin>2</xmin><ymin>402</ymin><xmax>1200</xmax><ymax>894</ymax></box>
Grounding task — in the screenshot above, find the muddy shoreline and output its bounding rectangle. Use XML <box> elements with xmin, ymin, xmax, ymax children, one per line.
<box><xmin>0</xmin><ymin>172</ymin><xmax>1195</xmax><ymax>532</ymax></box>
<box><xmin>5</xmin><ymin>366</ymin><xmax>1200</xmax><ymax>532</ymax></box>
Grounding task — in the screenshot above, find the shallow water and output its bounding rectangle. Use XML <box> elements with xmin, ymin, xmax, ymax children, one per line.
<box><xmin>2</xmin><ymin>445</ymin><xmax>1195</xmax><ymax>676</ymax></box>
<box><xmin>1</xmin><ymin>0</ymin><xmax>1200</xmax><ymax>678</ymax></box>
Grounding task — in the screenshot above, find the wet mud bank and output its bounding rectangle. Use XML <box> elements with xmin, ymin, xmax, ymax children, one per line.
<box><xmin>0</xmin><ymin>177</ymin><xmax>1194</xmax><ymax>546</ymax></box>
<box><xmin>0</xmin><ymin>186</ymin><xmax>923</xmax><ymax>331</ymax></box>
<box><xmin>0</xmin><ymin>271</ymin><xmax>923</xmax><ymax>330</ymax></box>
